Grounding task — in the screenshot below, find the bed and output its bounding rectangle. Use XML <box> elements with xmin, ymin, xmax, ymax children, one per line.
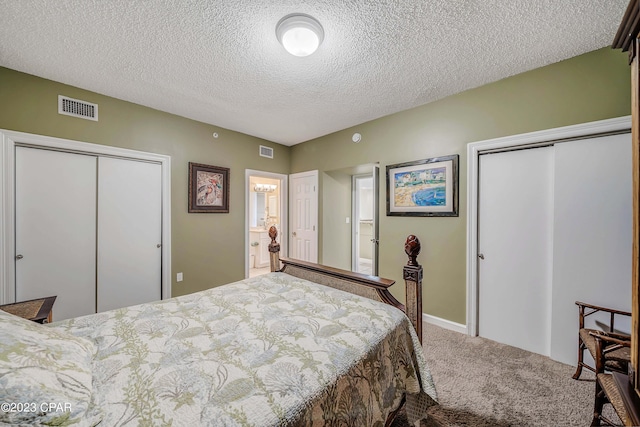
<box><xmin>0</xmin><ymin>228</ymin><xmax>437</xmax><ymax>426</ymax></box>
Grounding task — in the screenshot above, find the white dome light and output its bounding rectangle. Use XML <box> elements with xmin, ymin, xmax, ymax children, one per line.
<box><xmin>276</xmin><ymin>14</ymin><xmax>324</xmax><ymax>57</ymax></box>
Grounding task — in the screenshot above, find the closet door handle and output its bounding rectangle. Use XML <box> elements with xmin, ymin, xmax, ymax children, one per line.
<box><xmin>15</xmin><ymin>254</ymin><xmax>24</xmax><ymax>260</ymax></box>
<box><xmin>478</xmin><ymin>253</ymin><xmax>485</xmax><ymax>260</ymax></box>
<box><xmin>156</xmin><ymin>244</ymin><xmax>162</xmax><ymax>248</ymax></box>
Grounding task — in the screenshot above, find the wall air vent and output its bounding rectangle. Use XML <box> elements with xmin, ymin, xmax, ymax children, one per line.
<box><xmin>259</xmin><ymin>145</ymin><xmax>274</xmax><ymax>159</ymax></box>
<box><xmin>58</xmin><ymin>95</ymin><xmax>98</xmax><ymax>121</ymax></box>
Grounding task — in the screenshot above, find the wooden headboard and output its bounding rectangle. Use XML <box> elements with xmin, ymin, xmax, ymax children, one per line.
<box><xmin>267</xmin><ymin>226</ymin><xmax>424</xmax><ymax>343</ymax></box>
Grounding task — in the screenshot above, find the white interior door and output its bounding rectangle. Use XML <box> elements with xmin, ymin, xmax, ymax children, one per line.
<box><xmin>15</xmin><ymin>147</ymin><xmax>97</xmax><ymax>321</ymax></box>
<box><xmin>478</xmin><ymin>147</ymin><xmax>554</xmax><ymax>355</ymax></box>
<box><xmin>289</xmin><ymin>171</ymin><xmax>318</xmax><ymax>262</ymax></box>
<box><xmin>97</xmin><ymin>157</ymin><xmax>162</xmax><ymax>312</ymax></box>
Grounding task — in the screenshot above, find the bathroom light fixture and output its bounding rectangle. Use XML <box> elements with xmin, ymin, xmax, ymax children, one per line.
<box><xmin>254</xmin><ymin>184</ymin><xmax>277</xmax><ymax>193</ymax></box>
<box><xmin>276</xmin><ymin>13</ymin><xmax>324</xmax><ymax>57</ymax></box>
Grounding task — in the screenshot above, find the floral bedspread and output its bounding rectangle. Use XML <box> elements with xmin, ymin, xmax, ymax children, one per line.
<box><xmin>53</xmin><ymin>272</ymin><xmax>437</xmax><ymax>426</ymax></box>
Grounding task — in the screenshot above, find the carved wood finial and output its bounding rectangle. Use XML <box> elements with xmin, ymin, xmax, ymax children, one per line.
<box><xmin>405</xmin><ymin>235</ymin><xmax>421</xmax><ymax>266</ymax></box>
<box><xmin>268</xmin><ymin>226</ymin><xmax>280</xmax><ymax>253</ymax></box>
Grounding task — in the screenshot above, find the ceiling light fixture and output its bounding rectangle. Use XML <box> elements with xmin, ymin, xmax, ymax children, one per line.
<box><xmin>276</xmin><ymin>13</ymin><xmax>324</xmax><ymax>57</ymax></box>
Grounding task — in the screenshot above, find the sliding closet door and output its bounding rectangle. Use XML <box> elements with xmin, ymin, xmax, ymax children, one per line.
<box><xmin>97</xmin><ymin>157</ymin><xmax>162</xmax><ymax>312</ymax></box>
<box><xmin>550</xmin><ymin>133</ymin><xmax>632</xmax><ymax>365</ymax></box>
<box><xmin>15</xmin><ymin>147</ymin><xmax>97</xmax><ymax>321</ymax></box>
<box><xmin>478</xmin><ymin>146</ymin><xmax>554</xmax><ymax>356</ymax></box>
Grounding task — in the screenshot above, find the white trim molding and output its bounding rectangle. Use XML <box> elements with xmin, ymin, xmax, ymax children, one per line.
<box><xmin>466</xmin><ymin>116</ymin><xmax>631</xmax><ymax>337</ymax></box>
<box><xmin>0</xmin><ymin>133</ymin><xmax>12</xmax><ymax>305</ymax></box>
<box><xmin>424</xmin><ymin>313</ymin><xmax>468</xmax><ymax>335</ymax></box>
<box><xmin>0</xmin><ymin>129</ymin><xmax>172</xmax><ymax>304</ymax></box>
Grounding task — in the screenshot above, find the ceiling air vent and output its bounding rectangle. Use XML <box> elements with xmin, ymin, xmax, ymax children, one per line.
<box><xmin>259</xmin><ymin>145</ymin><xmax>274</xmax><ymax>159</ymax></box>
<box><xmin>58</xmin><ymin>95</ymin><xmax>98</xmax><ymax>121</ymax></box>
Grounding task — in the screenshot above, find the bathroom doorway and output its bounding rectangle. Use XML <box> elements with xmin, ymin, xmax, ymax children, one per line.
<box><xmin>245</xmin><ymin>170</ymin><xmax>288</xmax><ymax>278</ymax></box>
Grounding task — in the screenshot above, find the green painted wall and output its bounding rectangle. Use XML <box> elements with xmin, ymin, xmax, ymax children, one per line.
<box><xmin>322</xmin><ymin>170</ymin><xmax>352</xmax><ymax>269</ymax></box>
<box><xmin>291</xmin><ymin>47</ymin><xmax>631</xmax><ymax>325</ymax></box>
<box><xmin>0</xmin><ymin>46</ymin><xmax>630</xmax><ymax>323</ymax></box>
<box><xmin>0</xmin><ymin>67</ymin><xmax>291</xmax><ymax>297</ymax></box>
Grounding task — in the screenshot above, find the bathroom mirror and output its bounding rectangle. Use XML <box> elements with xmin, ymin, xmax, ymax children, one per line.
<box><xmin>250</xmin><ymin>192</ymin><xmax>266</xmax><ymax>228</ymax></box>
<box><xmin>268</xmin><ymin>195</ymin><xmax>278</xmax><ymax>218</ymax></box>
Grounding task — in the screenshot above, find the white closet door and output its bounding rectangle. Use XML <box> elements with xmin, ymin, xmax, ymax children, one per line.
<box><xmin>97</xmin><ymin>157</ymin><xmax>162</xmax><ymax>312</ymax></box>
<box><xmin>15</xmin><ymin>147</ymin><xmax>97</xmax><ymax>321</ymax></box>
<box><xmin>478</xmin><ymin>147</ymin><xmax>554</xmax><ymax>356</ymax></box>
<box><xmin>550</xmin><ymin>133</ymin><xmax>632</xmax><ymax>365</ymax></box>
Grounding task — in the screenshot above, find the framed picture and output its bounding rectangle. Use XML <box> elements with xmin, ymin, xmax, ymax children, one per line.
<box><xmin>386</xmin><ymin>154</ymin><xmax>459</xmax><ymax>217</ymax></box>
<box><xmin>188</xmin><ymin>162</ymin><xmax>230</xmax><ymax>213</ymax></box>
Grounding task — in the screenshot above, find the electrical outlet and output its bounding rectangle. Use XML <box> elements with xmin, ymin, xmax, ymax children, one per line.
<box><xmin>346</xmin><ymin>217</ymin><xmax>350</xmax><ymax>224</ymax></box>
<box><xmin>177</xmin><ymin>272</ymin><xmax>183</xmax><ymax>282</ymax></box>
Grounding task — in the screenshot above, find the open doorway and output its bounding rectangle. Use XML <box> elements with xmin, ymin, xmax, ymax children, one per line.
<box><xmin>352</xmin><ymin>175</ymin><xmax>374</xmax><ymax>274</ymax></box>
<box><xmin>321</xmin><ymin>164</ymin><xmax>379</xmax><ymax>273</ymax></box>
<box><xmin>245</xmin><ymin>170</ymin><xmax>288</xmax><ymax>278</ymax></box>
<box><xmin>351</xmin><ymin>165</ymin><xmax>379</xmax><ymax>275</ymax></box>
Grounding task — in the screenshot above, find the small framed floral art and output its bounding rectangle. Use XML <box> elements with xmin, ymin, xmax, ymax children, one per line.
<box><xmin>188</xmin><ymin>162</ymin><xmax>230</xmax><ymax>213</ymax></box>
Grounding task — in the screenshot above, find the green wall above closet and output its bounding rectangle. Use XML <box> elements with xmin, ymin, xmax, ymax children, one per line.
<box><xmin>290</xmin><ymin>47</ymin><xmax>630</xmax><ymax>325</ymax></box>
<box><xmin>0</xmin><ymin>66</ymin><xmax>291</xmax><ymax>297</ymax></box>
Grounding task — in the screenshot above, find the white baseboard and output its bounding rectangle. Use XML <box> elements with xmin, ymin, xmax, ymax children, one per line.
<box><xmin>424</xmin><ymin>313</ymin><xmax>468</xmax><ymax>335</ymax></box>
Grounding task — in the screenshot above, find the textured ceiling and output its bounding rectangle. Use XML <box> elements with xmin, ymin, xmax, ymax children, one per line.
<box><xmin>0</xmin><ymin>1</ymin><xmax>629</xmax><ymax>146</ymax></box>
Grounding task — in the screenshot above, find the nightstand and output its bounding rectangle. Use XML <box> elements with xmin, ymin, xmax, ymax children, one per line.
<box><xmin>0</xmin><ymin>296</ymin><xmax>57</xmax><ymax>323</ymax></box>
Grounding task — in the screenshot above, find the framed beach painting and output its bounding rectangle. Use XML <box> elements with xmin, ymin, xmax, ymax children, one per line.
<box><xmin>386</xmin><ymin>154</ymin><xmax>459</xmax><ymax>217</ymax></box>
<box><xmin>188</xmin><ymin>162</ymin><xmax>230</xmax><ymax>213</ymax></box>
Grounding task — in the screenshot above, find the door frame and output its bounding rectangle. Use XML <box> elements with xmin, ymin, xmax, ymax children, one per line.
<box><xmin>466</xmin><ymin>116</ymin><xmax>631</xmax><ymax>336</ymax></box>
<box><xmin>0</xmin><ymin>129</ymin><xmax>172</xmax><ymax>305</ymax></box>
<box><xmin>244</xmin><ymin>169</ymin><xmax>288</xmax><ymax>278</ymax></box>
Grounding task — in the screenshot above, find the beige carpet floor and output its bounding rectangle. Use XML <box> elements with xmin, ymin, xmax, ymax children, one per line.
<box><xmin>391</xmin><ymin>324</ymin><xmax>620</xmax><ymax>427</ymax></box>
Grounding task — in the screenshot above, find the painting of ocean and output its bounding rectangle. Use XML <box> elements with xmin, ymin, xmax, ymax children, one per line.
<box><xmin>412</xmin><ymin>186</ymin><xmax>446</xmax><ymax>206</ymax></box>
<box><xmin>393</xmin><ymin>166</ymin><xmax>446</xmax><ymax>207</ymax></box>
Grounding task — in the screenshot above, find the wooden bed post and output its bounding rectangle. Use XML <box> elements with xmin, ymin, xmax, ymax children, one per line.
<box><xmin>268</xmin><ymin>226</ymin><xmax>281</xmax><ymax>272</ymax></box>
<box><xmin>404</xmin><ymin>235</ymin><xmax>424</xmax><ymax>344</ymax></box>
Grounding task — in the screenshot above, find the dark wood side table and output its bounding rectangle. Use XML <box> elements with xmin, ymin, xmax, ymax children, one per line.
<box><xmin>0</xmin><ymin>296</ymin><xmax>57</xmax><ymax>323</ymax></box>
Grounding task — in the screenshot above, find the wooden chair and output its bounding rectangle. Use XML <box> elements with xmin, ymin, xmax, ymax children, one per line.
<box><xmin>572</xmin><ymin>301</ymin><xmax>631</xmax><ymax>380</ymax></box>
